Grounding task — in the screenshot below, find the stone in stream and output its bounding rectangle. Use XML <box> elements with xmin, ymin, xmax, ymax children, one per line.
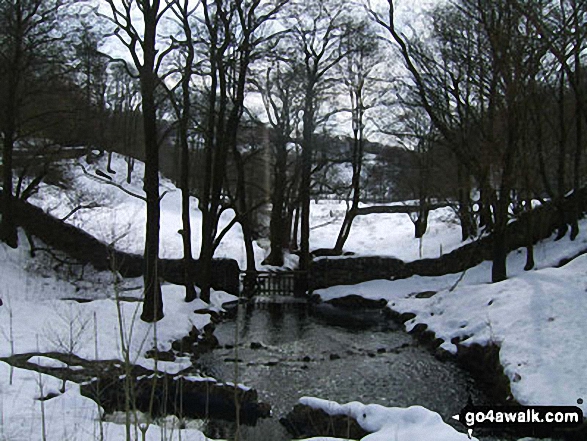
<box><xmin>327</xmin><ymin>294</ymin><xmax>387</xmax><ymax>309</ymax></box>
<box><xmin>281</xmin><ymin>403</ymin><xmax>369</xmax><ymax>439</ymax></box>
<box><xmin>80</xmin><ymin>368</ymin><xmax>271</xmax><ymax>425</ymax></box>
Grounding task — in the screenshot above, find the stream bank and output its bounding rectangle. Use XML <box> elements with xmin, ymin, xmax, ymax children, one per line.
<box><xmin>198</xmin><ymin>300</ymin><xmax>523</xmax><ymax>440</ymax></box>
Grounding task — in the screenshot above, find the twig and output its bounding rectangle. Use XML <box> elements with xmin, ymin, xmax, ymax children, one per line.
<box><xmin>61</xmin><ymin>203</ymin><xmax>100</xmax><ymax>222</ymax></box>
<box><xmin>448</xmin><ymin>269</ymin><xmax>467</xmax><ymax>292</ymax></box>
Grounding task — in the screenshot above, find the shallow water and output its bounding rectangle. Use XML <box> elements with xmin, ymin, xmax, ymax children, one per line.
<box><xmin>198</xmin><ymin>301</ymin><xmax>520</xmax><ymax>440</ymax></box>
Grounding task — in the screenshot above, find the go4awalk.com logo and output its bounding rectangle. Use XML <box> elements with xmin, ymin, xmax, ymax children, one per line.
<box><xmin>452</xmin><ymin>404</ymin><xmax>584</xmax><ymax>439</ymax></box>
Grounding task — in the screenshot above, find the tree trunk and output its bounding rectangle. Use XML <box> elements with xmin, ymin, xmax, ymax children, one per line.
<box><xmin>478</xmin><ymin>176</ymin><xmax>494</xmax><ymax>232</ymax></box>
<box><xmin>414</xmin><ymin>199</ymin><xmax>429</xmax><ymax>239</ymax></box>
<box><xmin>265</xmin><ymin>138</ymin><xmax>289</xmax><ymax>266</ymax></box>
<box><xmin>139</xmin><ymin>4</ymin><xmax>163</xmax><ymax>323</ymax></box>
<box><xmin>524</xmin><ymin>197</ymin><xmax>535</xmax><ymax>271</ymax></box>
<box><xmin>333</xmin><ymin>210</ymin><xmax>356</xmax><ymax>254</ymax></box>
<box><xmin>0</xmin><ymin>32</ymin><xmax>20</xmax><ymax>249</ymax></box>
<box><xmin>555</xmin><ymin>70</ymin><xmax>569</xmax><ymax>241</ymax></box>
<box><xmin>289</xmin><ymin>203</ymin><xmax>299</xmax><ymax>251</ymax></box>
<box><xmin>198</xmin><ymin>218</ymin><xmax>213</xmax><ymax>304</ymax></box>
<box><xmin>570</xmin><ymin>42</ymin><xmax>582</xmax><ymax>241</ymax></box>
<box><xmin>1</xmin><ymin>133</ymin><xmax>18</xmax><ymax>248</ymax></box>
<box><xmin>231</xmin><ymin>140</ymin><xmax>257</xmax><ymax>295</ymax></box>
<box><xmin>299</xmin><ymin>82</ymin><xmax>315</xmax><ymax>271</ymax></box>
<box><xmin>180</xmin><ymin>139</ymin><xmax>196</xmax><ymax>302</ymax></box>
<box><xmin>179</xmin><ymin>11</ymin><xmax>197</xmax><ymax>302</ymax></box>
<box><xmin>457</xmin><ymin>163</ymin><xmax>476</xmax><ymax>240</ymax></box>
<box><xmin>334</xmin><ymin>118</ymin><xmax>364</xmax><ymax>254</ymax></box>
<box><xmin>107</xmin><ymin>151</ymin><xmax>115</xmax><ymax>174</ymax></box>
<box><xmin>491</xmin><ymin>192</ymin><xmax>509</xmax><ymax>282</ymax></box>
<box><xmin>126</xmin><ymin>156</ymin><xmax>134</xmax><ymax>184</ymax></box>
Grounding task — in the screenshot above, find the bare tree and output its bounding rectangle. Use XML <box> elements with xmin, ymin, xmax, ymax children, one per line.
<box><xmin>370</xmin><ymin>0</ymin><xmax>548</xmax><ymax>282</ymax></box>
<box><xmin>165</xmin><ymin>0</ymin><xmax>198</xmax><ymax>302</ymax></box>
<box><xmin>252</xmin><ymin>55</ymin><xmax>303</xmax><ymax>266</ymax></box>
<box><xmin>332</xmin><ymin>17</ymin><xmax>380</xmax><ymax>254</ymax></box>
<box><xmin>99</xmin><ymin>0</ymin><xmax>176</xmax><ymax>322</ymax></box>
<box><xmin>196</xmin><ymin>0</ymin><xmax>288</xmax><ymax>301</ymax></box>
<box><xmin>290</xmin><ymin>0</ymin><xmax>347</xmax><ymax>271</ymax></box>
<box><xmin>0</xmin><ymin>0</ymin><xmax>67</xmax><ymax>248</ymax></box>
<box><xmin>512</xmin><ymin>0</ymin><xmax>587</xmax><ymax>240</ymax></box>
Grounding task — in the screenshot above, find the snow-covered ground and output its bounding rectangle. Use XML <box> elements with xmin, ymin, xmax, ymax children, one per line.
<box><xmin>3</xmin><ymin>151</ymin><xmax>586</xmax><ymax>440</ymax></box>
<box><xmin>0</xmin><ymin>361</ymin><xmax>212</xmax><ymax>441</ymax></box>
<box><xmin>27</xmin><ymin>152</ymin><xmax>465</xmax><ymax>267</ymax></box>
<box><xmin>0</xmin><ymin>229</ymin><xmax>237</xmax><ymax>440</ymax></box>
<box><xmin>309</xmin><ymin>199</ymin><xmax>465</xmax><ymax>261</ymax></box>
<box><xmin>0</xmin><ymin>232</ymin><xmax>235</xmax><ymax>373</ymax></box>
<box><xmin>316</xmin><ymin>221</ymin><xmax>587</xmax><ymax>420</ymax></box>
<box><xmin>298</xmin><ymin>397</ymin><xmax>478</xmax><ymax>441</ymax></box>
<box><xmin>27</xmin><ymin>153</ymin><xmax>266</xmax><ymax>268</ymax></box>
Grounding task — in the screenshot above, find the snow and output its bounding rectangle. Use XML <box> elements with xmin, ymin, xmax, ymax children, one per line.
<box><xmin>0</xmin><ymin>260</ymin><xmax>230</xmax><ymax>373</ymax></box>
<box><xmin>315</xmin><ymin>221</ymin><xmax>587</xmax><ymax>417</ymax></box>
<box><xmin>5</xmin><ymin>150</ymin><xmax>587</xmax><ymax>440</ymax></box>
<box><xmin>0</xmin><ymin>362</ymin><xmax>214</xmax><ymax>441</ymax></box>
<box><xmin>0</xmin><ymin>229</ymin><xmax>236</xmax><ymax>439</ymax></box>
<box><xmin>298</xmin><ymin>397</ymin><xmax>478</xmax><ymax>441</ymax></box>
<box><xmin>28</xmin><ymin>356</ymin><xmax>83</xmax><ymax>370</ymax></box>
<box><xmin>27</xmin><ymin>153</ymin><xmax>265</xmax><ymax>269</ymax></box>
<box><xmin>0</xmin><ymin>243</ymin><xmax>231</xmax><ymax>439</ymax></box>
<box><xmin>391</xmin><ymin>255</ymin><xmax>587</xmax><ymax>413</ymax></box>
<box><xmin>309</xmin><ymin>199</ymin><xmax>466</xmax><ymax>261</ymax></box>
<box><xmin>26</xmin><ymin>153</ymin><xmax>467</xmax><ymax>267</ymax></box>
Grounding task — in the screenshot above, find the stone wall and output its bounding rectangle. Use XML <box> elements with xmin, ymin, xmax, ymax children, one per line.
<box><xmin>309</xmin><ymin>187</ymin><xmax>587</xmax><ymax>290</ymax></box>
<box><xmin>6</xmin><ymin>191</ymin><xmax>240</xmax><ymax>295</ymax></box>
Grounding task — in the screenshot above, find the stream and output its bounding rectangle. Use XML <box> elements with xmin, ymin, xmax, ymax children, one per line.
<box><xmin>197</xmin><ymin>300</ymin><xmax>520</xmax><ymax>440</ymax></box>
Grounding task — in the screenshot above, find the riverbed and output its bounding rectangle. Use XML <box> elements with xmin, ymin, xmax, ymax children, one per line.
<box><xmin>198</xmin><ymin>301</ymin><xmax>520</xmax><ymax>440</ymax></box>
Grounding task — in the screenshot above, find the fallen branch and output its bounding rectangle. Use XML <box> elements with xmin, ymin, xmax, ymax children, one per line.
<box><xmin>355</xmin><ymin>202</ymin><xmax>450</xmax><ymax>216</ymax></box>
<box><xmin>77</xmin><ymin>163</ymin><xmax>146</xmax><ymax>202</ymax></box>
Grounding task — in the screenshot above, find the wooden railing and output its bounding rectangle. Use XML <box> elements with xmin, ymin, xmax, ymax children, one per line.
<box><xmin>240</xmin><ymin>270</ymin><xmax>308</xmax><ymax>297</ymax></box>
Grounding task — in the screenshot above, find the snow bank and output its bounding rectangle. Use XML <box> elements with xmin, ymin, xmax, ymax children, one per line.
<box><xmin>0</xmin><ymin>272</ymin><xmax>236</xmax><ymax>373</ymax></box>
<box><xmin>0</xmin><ymin>362</ymin><xmax>213</xmax><ymax>441</ymax></box>
<box><xmin>391</xmin><ymin>254</ymin><xmax>587</xmax><ymax>413</ymax></box>
<box><xmin>298</xmin><ymin>397</ymin><xmax>477</xmax><ymax>441</ymax></box>
<box><xmin>27</xmin><ymin>153</ymin><xmax>265</xmax><ymax>268</ymax></box>
<box><xmin>314</xmin><ymin>222</ymin><xmax>587</xmax><ymax>416</ymax></box>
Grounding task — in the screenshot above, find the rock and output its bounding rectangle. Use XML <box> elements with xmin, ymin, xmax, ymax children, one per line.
<box><xmin>329</xmin><ymin>353</ymin><xmax>341</xmax><ymax>360</ymax></box>
<box><xmin>171</xmin><ymin>327</ymin><xmax>200</xmax><ymax>354</ymax></box>
<box><xmin>327</xmin><ymin>295</ymin><xmax>387</xmax><ymax>309</ymax></box>
<box><xmin>196</xmin><ymin>328</ymin><xmax>219</xmax><ymax>353</ymax></box>
<box><xmin>250</xmin><ymin>342</ymin><xmax>264</xmax><ymax>350</ymax></box>
<box><xmin>80</xmin><ymin>369</ymin><xmax>270</xmax><ymax>425</ymax></box>
<box><xmin>302</xmin><ymin>355</ymin><xmax>311</xmax><ymax>362</ymax></box>
<box><xmin>281</xmin><ymin>403</ymin><xmax>369</xmax><ymax>439</ymax></box>
<box><xmin>145</xmin><ymin>349</ymin><xmax>175</xmax><ymax>362</ymax></box>
<box><xmin>414</xmin><ymin>290</ymin><xmax>436</xmax><ymax>298</ymax></box>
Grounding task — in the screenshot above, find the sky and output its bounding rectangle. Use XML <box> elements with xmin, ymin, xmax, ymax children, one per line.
<box><xmin>88</xmin><ymin>0</ymin><xmax>443</xmax><ymax>144</ymax></box>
